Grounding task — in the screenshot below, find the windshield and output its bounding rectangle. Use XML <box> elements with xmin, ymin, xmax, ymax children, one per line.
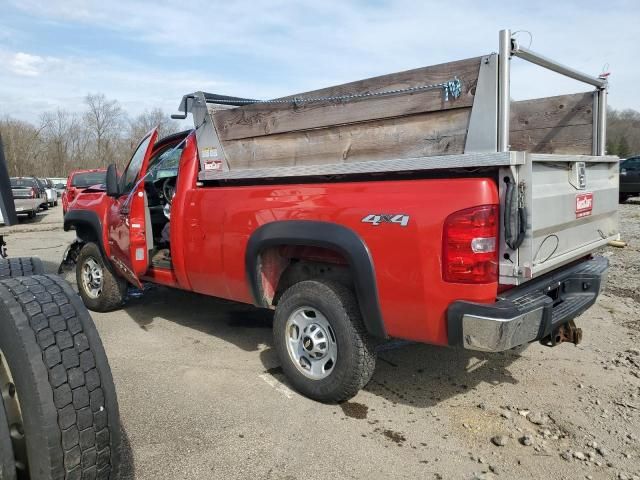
<box><xmin>72</xmin><ymin>171</ymin><xmax>106</xmax><ymax>188</ymax></box>
<box><xmin>10</xmin><ymin>178</ymin><xmax>35</xmax><ymax>188</ymax></box>
<box><xmin>148</xmin><ymin>142</ymin><xmax>185</xmax><ymax>180</ymax></box>
<box><xmin>54</xmin><ymin>183</ymin><xmax>66</xmax><ymax>189</ymax></box>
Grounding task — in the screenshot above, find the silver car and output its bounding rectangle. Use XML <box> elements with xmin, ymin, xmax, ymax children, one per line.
<box><xmin>10</xmin><ymin>177</ymin><xmax>46</xmax><ymax>218</ymax></box>
<box><xmin>39</xmin><ymin>177</ymin><xmax>58</xmax><ymax>207</ymax></box>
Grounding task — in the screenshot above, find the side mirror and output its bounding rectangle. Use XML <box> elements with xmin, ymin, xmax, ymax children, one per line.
<box><xmin>106</xmin><ymin>164</ymin><xmax>120</xmax><ymax>197</ymax></box>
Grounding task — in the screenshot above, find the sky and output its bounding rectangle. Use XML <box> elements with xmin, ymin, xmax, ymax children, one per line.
<box><xmin>1</xmin><ymin>0</ymin><xmax>638</xmax><ymax>126</ymax></box>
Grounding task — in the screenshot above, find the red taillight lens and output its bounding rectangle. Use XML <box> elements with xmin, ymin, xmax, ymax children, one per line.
<box><xmin>443</xmin><ymin>204</ymin><xmax>498</xmax><ymax>283</ymax></box>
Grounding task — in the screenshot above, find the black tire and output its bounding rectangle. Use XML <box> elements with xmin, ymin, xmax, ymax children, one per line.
<box><xmin>54</xmin><ymin>201</ymin><xmax>58</xmax><ymax>207</ymax></box>
<box><xmin>620</xmin><ymin>193</ymin><xmax>631</xmax><ymax>204</ymax></box>
<box><xmin>76</xmin><ymin>243</ymin><xmax>127</xmax><ymax>312</ymax></box>
<box><xmin>28</xmin><ymin>210</ymin><xmax>36</xmax><ymax>219</ymax></box>
<box><xmin>0</xmin><ymin>257</ymin><xmax>45</xmax><ymax>279</ymax></box>
<box><xmin>42</xmin><ymin>203</ymin><xmax>49</xmax><ymax>211</ymax></box>
<box><xmin>273</xmin><ymin>280</ymin><xmax>377</xmax><ymax>403</ymax></box>
<box><xmin>0</xmin><ymin>274</ymin><xmax>121</xmax><ymax>479</ymax></box>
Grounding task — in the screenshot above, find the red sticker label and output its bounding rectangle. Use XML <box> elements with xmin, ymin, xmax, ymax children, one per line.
<box><xmin>576</xmin><ymin>192</ymin><xmax>593</xmax><ymax>218</ymax></box>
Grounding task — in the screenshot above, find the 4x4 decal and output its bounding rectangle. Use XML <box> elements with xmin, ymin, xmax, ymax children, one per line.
<box><xmin>361</xmin><ymin>214</ymin><xmax>410</xmax><ymax>227</ymax></box>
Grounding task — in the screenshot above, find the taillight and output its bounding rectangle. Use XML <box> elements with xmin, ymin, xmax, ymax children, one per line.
<box><xmin>443</xmin><ymin>204</ymin><xmax>498</xmax><ymax>283</ymax></box>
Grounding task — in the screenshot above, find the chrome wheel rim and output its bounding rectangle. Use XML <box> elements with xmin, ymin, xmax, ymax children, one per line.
<box><xmin>81</xmin><ymin>257</ymin><xmax>103</xmax><ymax>299</ymax></box>
<box><xmin>0</xmin><ymin>348</ymin><xmax>28</xmax><ymax>476</ymax></box>
<box><xmin>285</xmin><ymin>307</ymin><xmax>337</xmax><ymax>380</ymax></box>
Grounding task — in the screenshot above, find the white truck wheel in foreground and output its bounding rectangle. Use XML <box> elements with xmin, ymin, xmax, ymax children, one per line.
<box><xmin>0</xmin><ymin>274</ymin><xmax>121</xmax><ymax>479</ymax></box>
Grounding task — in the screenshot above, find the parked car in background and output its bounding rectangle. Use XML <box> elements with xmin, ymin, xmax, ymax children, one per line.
<box><xmin>49</xmin><ymin>177</ymin><xmax>67</xmax><ymax>198</ymax></box>
<box><xmin>10</xmin><ymin>177</ymin><xmax>46</xmax><ymax>218</ymax></box>
<box><xmin>32</xmin><ymin>177</ymin><xmax>49</xmax><ymax>210</ymax></box>
<box><xmin>48</xmin><ymin>177</ymin><xmax>67</xmax><ymax>197</ymax></box>
<box><xmin>61</xmin><ymin>168</ymin><xmax>107</xmax><ymax>214</ymax></box>
<box><xmin>39</xmin><ymin>177</ymin><xmax>58</xmax><ymax>207</ymax></box>
<box><xmin>620</xmin><ymin>156</ymin><xmax>640</xmax><ymax>203</ymax></box>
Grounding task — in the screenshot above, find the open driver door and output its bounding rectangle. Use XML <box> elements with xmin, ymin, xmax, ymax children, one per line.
<box><xmin>107</xmin><ymin>128</ymin><xmax>158</xmax><ymax>288</ymax></box>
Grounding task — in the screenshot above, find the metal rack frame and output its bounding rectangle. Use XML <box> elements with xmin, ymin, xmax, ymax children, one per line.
<box><xmin>497</xmin><ymin>29</ymin><xmax>608</xmax><ymax>156</ymax></box>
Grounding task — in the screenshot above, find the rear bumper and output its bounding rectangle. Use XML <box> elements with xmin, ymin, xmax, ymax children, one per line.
<box><xmin>12</xmin><ymin>198</ymin><xmax>39</xmax><ymax>213</ymax></box>
<box><xmin>447</xmin><ymin>256</ymin><xmax>608</xmax><ymax>352</ymax></box>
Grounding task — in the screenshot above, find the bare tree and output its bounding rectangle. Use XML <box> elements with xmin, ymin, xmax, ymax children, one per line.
<box><xmin>40</xmin><ymin>109</ymin><xmax>75</xmax><ymax>176</ymax></box>
<box><xmin>607</xmin><ymin>107</ymin><xmax>640</xmax><ymax>157</ymax></box>
<box><xmin>84</xmin><ymin>93</ymin><xmax>124</xmax><ymax>167</ymax></box>
<box><xmin>0</xmin><ymin>116</ymin><xmax>47</xmax><ymax>176</ymax></box>
<box><xmin>128</xmin><ymin>108</ymin><xmax>180</xmax><ymax>148</ymax></box>
<box><xmin>0</xmin><ymin>94</ymin><xmax>180</xmax><ymax>177</ymax></box>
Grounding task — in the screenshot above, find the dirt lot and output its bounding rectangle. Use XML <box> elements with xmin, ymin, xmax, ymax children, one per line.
<box><xmin>2</xmin><ymin>204</ymin><xmax>639</xmax><ymax>480</ymax></box>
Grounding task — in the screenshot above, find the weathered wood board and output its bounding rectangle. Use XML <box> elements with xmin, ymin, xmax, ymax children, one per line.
<box><xmin>510</xmin><ymin>92</ymin><xmax>594</xmax><ymax>154</ymax></box>
<box><xmin>222</xmin><ymin>109</ymin><xmax>471</xmax><ymax>169</ymax></box>
<box><xmin>213</xmin><ymin>57</ymin><xmax>482</xmax><ymax>142</ymax></box>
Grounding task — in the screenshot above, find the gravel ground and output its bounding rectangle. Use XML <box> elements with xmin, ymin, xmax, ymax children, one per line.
<box><xmin>2</xmin><ymin>203</ymin><xmax>639</xmax><ymax>480</ymax></box>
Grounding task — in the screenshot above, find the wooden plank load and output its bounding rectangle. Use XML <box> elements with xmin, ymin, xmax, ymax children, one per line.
<box><xmin>209</xmin><ymin>56</ymin><xmax>594</xmax><ymax>171</ymax></box>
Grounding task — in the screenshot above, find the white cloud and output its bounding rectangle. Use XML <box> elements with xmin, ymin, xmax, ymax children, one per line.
<box><xmin>6</xmin><ymin>52</ymin><xmax>62</xmax><ymax>76</ymax></box>
<box><xmin>0</xmin><ymin>47</ymin><xmax>229</xmax><ymax>122</ymax></box>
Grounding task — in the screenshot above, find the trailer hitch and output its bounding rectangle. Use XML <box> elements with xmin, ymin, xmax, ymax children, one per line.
<box><xmin>540</xmin><ymin>319</ymin><xmax>582</xmax><ymax>347</ymax></box>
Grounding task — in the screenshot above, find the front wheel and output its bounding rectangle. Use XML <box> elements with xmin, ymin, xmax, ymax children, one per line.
<box><xmin>76</xmin><ymin>243</ymin><xmax>127</xmax><ymax>312</ymax></box>
<box><xmin>273</xmin><ymin>280</ymin><xmax>377</xmax><ymax>403</ymax></box>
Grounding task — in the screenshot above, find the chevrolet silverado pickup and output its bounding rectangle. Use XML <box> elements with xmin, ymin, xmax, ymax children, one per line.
<box><xmin>62</xmin><ymin>30</ymin><xmax>618</xmax><ymax>402</ymax></box>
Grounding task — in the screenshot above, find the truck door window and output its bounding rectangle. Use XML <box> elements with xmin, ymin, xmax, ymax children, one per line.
<box><xmin>120</xmin><ymin>134</ymin><xmax>154</xmax><ymax>194</ymax></box>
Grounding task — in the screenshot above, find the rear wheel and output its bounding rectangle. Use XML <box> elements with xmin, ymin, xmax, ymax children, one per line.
<box><xmin>0</xmin><ymin>274</ymin><xmax>121</xmax><ymax>479</ymax></box>
<box><xmin>76</xmin><ymin>243</ymin><xmax>127</xmax><ymax>312</ymax></box>
<box><xmin>28</xmin><ymin>210</ymin><xmax>36</xmax><ymax>219</ymax></box>
<box><xmin>42</xmin><ymin>203</ymin><xmax>49</xmax><ymax>211</ymax></box>
<box><xmin>273</xmin><ymin>280</ymin><xmax>377</xmax><ymax>403</ymax></box>
<box><xmin>0</xmin><ymin>257</ymin><xmax>44</xmax><ymax>279</ymax></box>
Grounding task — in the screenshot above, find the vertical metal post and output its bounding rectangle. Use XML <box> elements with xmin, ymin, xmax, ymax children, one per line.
<box><xmin>596</xmin><ymin>86</ymin><xmax>607</xmax><ymax>155</ymax></box>
<box><xmin>498</xmin><ymin>29</ymin><xmax>512</xmax><ymax>152</ymax></box>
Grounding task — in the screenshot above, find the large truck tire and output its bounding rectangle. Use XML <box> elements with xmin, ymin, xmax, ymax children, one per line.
<box><xmin>0</xmin><ymin>257</ymin><xmax>44</xmax><ymax>279</ymax></box>
<box><xmin>76</xmin><ymin>243</ymin><xmax>127</xmax><ymax>313</ymax></box>
<box><xmin>0</xmin><ymin>274</ymin><xmax>121</xmax><ymax>479</ymax></box>
<box><xmin>273</xmin><ymin>279</ymin><xmax>377</xmax><ymax>403</ymax></box>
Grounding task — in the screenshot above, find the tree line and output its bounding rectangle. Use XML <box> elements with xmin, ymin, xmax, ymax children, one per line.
<box><xmin>0</xmin><ymin>93</ymin><xmax>180</xmax><ymax>178</ymax></box>
<box><xmin>1</xmin><ymin>94</ymin><xmax>639</xmax><ymax>179</ymax></box>
<box><xmin>606</xmin><ymin>108</ymin><xmax>640</xmax><ymax>158</ymax></box>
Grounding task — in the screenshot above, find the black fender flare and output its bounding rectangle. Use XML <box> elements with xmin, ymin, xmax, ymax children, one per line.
<box><xmin>63</xmin><ymin>209</ymin><xmax>106</xmax><ymax>256</ymax></box>
<box><xmin>245</xmin><ymin>220</ymin><xmax>387</xmax><ymax>338</ymax></box>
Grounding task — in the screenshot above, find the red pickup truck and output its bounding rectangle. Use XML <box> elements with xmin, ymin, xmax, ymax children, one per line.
<box><xmin>62</xmin><ymin>33</ymin><xmax>618</xmax><ymax>402</ymax></box>
<box><xmin>61</xmin><ymin>168</ymin><xmax>107</xmax><ymax>215</ymax></box>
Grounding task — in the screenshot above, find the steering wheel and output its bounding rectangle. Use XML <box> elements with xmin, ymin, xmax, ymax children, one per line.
<box><xmin>162</xmin><ymin>178</ymin><xmax>176</xmax><ymax>205</ymax></box>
